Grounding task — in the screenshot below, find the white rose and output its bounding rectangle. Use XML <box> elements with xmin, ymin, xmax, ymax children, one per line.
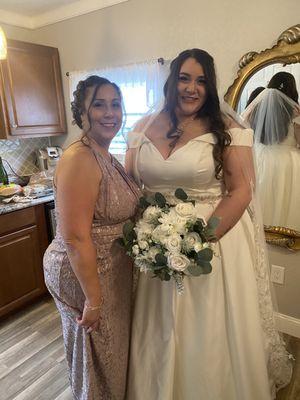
<box><xmin>143</xmin><ymin>206</ymin><xmax>161</xmax><ymax>223</ymax></box>
<box><xmin>184</xmin><ymin>232</ymin><xmax>201</xmax><ymax>251</ymax></box>
<box><xmin>165</xmin><ymin>234</ymin><xmax>182</xmax><ymax>253</ymax></box>
<box><xmin>132</xmin><ymin>244</ymin><xmax>140</xmax><ymax>255</ymax></box>
<box><xmin>168</xmin><ymin>254</ymin><xmax>190</xmax><ymax>272</ymax></box>
<box><xmin>138</xmin><ymin>240</ymin><xmax>149</xmax><ymax>250</ymax></box>
<box><xmin>175</xmin><ymin>202</ymin><xmax>196</xmax><ymax>218</ymax></box>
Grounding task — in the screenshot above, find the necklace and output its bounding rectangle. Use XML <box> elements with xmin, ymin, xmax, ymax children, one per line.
<box><xmin>167</xmin><ymin>116</ymin><xmax>195</xmax><ymax>155</ymax></box>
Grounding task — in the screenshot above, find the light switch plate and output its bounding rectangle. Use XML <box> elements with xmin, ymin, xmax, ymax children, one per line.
<box><xmin>270</xmin><ymin>264</ymin><xmax>285</xmax><ymax>285</ymax></box>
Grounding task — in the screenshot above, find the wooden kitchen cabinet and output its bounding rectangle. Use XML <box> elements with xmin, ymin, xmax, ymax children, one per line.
<box><xmin>0</xmin><ymin>39</ymin><xmax>66</xmax><ymax>139</ymax></box>
<box><xmin>0</xmin><ymin>205</ymin><xmax>49</xmax><ymax>318</ymax></box>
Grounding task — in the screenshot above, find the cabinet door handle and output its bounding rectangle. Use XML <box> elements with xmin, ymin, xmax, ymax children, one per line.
<box><xmin>11</xmin><ymin>123</ymin><xmax>17</xmax><ymax>128</ymax></box>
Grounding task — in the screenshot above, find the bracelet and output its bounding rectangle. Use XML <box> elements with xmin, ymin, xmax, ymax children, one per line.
<box><xmin>84</xmin><ymin>301</ymin><xmax>101</xmax><ymax>311</ymax></box>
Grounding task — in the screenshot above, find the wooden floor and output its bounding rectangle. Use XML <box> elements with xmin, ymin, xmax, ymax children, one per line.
<box><xmin>0</xmin><ymin>298</ymin><xmax>299</xmax><ymax>400</ymax></box>
<box><xmin>0</xmin><ymin>297</ymin><xmax>72</xmax><ymax>400</ymax></box>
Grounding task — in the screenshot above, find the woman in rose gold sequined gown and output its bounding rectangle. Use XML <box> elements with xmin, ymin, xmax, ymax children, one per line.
<box><xmin>43</xmin><ymin>76</ymin><xmax>140</xmax><ymax>400</ymax></box>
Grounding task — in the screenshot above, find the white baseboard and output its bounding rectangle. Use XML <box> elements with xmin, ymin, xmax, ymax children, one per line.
<box><xmin>275</xmin><ymin>312</ymin><xmax>300</xmax><ymax>338</ymax></box>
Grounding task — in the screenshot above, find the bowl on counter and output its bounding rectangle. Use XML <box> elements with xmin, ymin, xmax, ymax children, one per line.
<box><xmin>8</xmin><ymin>175</ymin><xmax>31</xmax><ymax>186</ymax></box>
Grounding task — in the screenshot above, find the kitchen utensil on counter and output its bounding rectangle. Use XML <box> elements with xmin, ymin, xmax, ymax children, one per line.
<box><xmin>0</xmin><ymin>157</ymin><xmax>32</xmax><ymax>186</ymax></box>
<box><xmin>37</xmin><ymin>146</ymin><xmax>62</xmax><ymax>171</ymax></box>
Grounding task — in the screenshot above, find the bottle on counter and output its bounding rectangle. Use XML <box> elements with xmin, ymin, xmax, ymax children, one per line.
<box><xmin>0</xmin><ymin>156</ymin><xmax>9</xmax><ymax>186</ymax></box>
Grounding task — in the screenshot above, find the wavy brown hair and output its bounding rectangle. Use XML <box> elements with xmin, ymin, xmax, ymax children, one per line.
<box><xmin>163</xmin><ymin>49</ymin><xmax>231</xmax><ymax>179</ymax></box>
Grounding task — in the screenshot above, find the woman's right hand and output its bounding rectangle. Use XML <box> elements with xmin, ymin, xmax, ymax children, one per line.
<box><xmin>76</xmin><ymin>303</ymin><xmax>101</xmax><ymax>333</ymax></box>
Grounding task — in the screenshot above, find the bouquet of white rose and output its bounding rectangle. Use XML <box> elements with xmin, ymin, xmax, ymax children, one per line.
<box><xmin>120</xmin><ymin>188</ymin><xmax>219</xmax><ymax>293</ymax></box>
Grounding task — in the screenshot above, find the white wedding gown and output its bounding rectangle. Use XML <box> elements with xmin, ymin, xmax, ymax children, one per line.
<box><xmin>255</xmin><ymin>123</ymin><xmax>300</xmax><ymax>230</ymax></box>
<box><xmin>126</xmin><ymin>127</ymin><xmax>292</xmax><ymax>400</ymax></box>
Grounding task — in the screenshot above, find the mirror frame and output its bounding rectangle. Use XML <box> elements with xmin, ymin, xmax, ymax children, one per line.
<box><xmin>224</xmin><ymin>24</ymin><xmax>300</xmax><ymax>250</ymax></box>
<box><xmin>224</xmin><ymin>24</ymin><xmax>300</xmax><ymax>109</ymax></box>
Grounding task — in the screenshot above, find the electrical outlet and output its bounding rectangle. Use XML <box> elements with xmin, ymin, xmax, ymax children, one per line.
<box><xmin>270</xmin><ymin>265</ymin><xmax>285</xmax><ymax>284</ymax></box>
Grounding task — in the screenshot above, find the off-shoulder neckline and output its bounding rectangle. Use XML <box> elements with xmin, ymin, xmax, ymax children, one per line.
<box><xmin>129</xmin><ymin>128</ymin><xmax>253</xmax><ymax>161</ymax></box>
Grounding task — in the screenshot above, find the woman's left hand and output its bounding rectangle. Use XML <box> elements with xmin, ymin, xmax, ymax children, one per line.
<box><xmin>76</xmin><ymin>303</ymin><xmax>101</xmax><ymax>333</ymax></box>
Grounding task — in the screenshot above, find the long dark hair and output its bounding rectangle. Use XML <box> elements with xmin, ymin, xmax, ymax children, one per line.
<box><xmin>163</xmin><ymin>49</ymin><xmax>231</xmax><ymax>179</ymax></box>
<box><xmin>253</xmin><ymin>72</ymin><xmax>300</xmax><ymax>144</ymax></box>
<box><xmin>71</xmin><ymin>75</ymin><xmax>122</xmax><ymax>132</ymax></box>
<box><xmin>246</xmin><ymin>86</ymin><xmax>265</xmax><ymax>108</ymax></box>
<box><xmin>267</xmin><ymin>72</ymin><xmax>298</xmax><ymax>103</ymax></box>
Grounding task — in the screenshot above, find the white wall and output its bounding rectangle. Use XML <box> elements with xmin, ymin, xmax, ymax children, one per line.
<box><xmin>3</xmin><ymin>0</ymin><xmax>297</xmax><ymax>147</ymax></box>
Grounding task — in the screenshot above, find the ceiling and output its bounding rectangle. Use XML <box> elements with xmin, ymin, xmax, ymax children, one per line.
<box><xmin>0</xmin><ymin>0</ymin><xmax>128</xmax><ymax>29</ymax></box>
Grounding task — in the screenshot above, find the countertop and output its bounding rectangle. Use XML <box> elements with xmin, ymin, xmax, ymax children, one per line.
<box><xmin>0</xmin><ymin>194</ymin><xmax>54</xmax><ymax>215</ymax></box>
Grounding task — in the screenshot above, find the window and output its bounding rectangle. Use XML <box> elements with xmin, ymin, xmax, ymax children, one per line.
<box><xmin>110</xmin><ymin>82</ymin><xmax>152</xmax><ymax>154</ymax></box>
<box><xmin>69</xmin><ymin>61</ymin><xmax>169</xmax><ymax>156</ymax></box>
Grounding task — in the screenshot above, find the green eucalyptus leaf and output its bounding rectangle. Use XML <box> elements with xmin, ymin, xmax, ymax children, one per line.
<box><xmin>196</xmin><ymin>247</ymin><xmax>213</xmax><ymax>262</ymax></box>
<box><xmin>153</xmin><ymin>268</ymin><xmax>171</xmax><ymax>281</ymax></box>
<box><xmin>147</xmin><ymin>196</ymin><xmax>157</xmax><ymax>205</ymax></box>
<box><xmin>161</xmin><ymin>270</ymin><xmax>171</xmax><ymax>281</ymax></box>
<box><xmin>187</xmin><ymin>263</ymin><xmax>204</xmax><ymax>276</ymax></box>
<box><xmin>123</xmin><ymin>221</ymin><xmax>134</xmax><ymax>238</ymax></box>
<box><xmin>194</xmin><ymin>220</ymin><xmax>204</xmax><ymax>233</ymax></box>
<box><xmin>175</xmin><ymin>188</ymin><xmax>188</xmax><ymax>201</ymax></box>
<box><xmin>190</xmin><ymin>261</ymin><xmax>212</xmax><ymax>275</ymax></box>
<box><xmin>126</xmin><ymin>244</ymin><xmax>134</xmax><ymax>253</ymax></box>
<box><xmin>139</xmin><ymin>196</ymin><xmax>150</xmax><ymax>209</ymax></box>
<box><xmin>152</xmin><ymin>264</ymin><xmax>165</xmax><ymax>270</ymax></box>
<box><xmin>122</xmin><ymin>221</ymin><xmax>136</xmax><ymax>243</ymax></box>
<box><xmin>155</xmin><ymin>192</ymin><xmax>166</xmax><ymax>208</ymax></box>
<box><xmin>155</xmin><ymin>253</ymin><xmax>167</xmax><ymax>266</ymax></box>
<box><xmin>199</xmin><ymin>261</ymin><xmax>212</xmax><ymax>274</ymax></box>
<box><xmin>162</xmin><ymin>273</ymin><xmax>171</xmax><ymax>281</ymax></box>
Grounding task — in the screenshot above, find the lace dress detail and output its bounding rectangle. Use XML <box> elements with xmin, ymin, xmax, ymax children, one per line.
<box><xmin>43</xmin><ymin>149</ymin><xmax>140</xmax><ymax>400</ymax></box>
<box><xmin>249</xmin><ymin>202</ymin><xmax>293</xmax><ymax>397</ymax></box>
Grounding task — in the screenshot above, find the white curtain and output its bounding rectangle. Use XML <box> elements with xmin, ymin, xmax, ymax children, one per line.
<box><xmin>68</xmin><ymin>60</ymin><xmax>169</xmax><ymax>110</ymax></box>
<box><xmin>68</xmin><ymin>60</ymin><xmax>170</xmax><ymax>156</ymax></box>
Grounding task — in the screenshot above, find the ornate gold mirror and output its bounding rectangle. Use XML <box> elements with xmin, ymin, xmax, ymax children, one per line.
<box><xmin>224</xmin><ymin>24</ymin><xmax>300</xmax><ymax>250</ymax></box>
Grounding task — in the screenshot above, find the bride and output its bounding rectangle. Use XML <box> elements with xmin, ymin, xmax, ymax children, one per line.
<box><xmin>125</xmin><ymin>49</ymin><xmax>292</xmax><ymax>400</ymax></box>
<box><xmin>242</xmin><ymin>72</ymin><xmax>300</xmax><ymax>230</ymax></box>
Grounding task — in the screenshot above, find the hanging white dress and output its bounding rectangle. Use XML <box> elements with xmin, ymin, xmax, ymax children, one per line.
<box><xmin>254</xmin><ymin>123</ymin><xmax>300</xmax><ymax>230</ymax></box>
<box><xmin>126</xmin><ymin>127</ymin><xmax>292</xmax><ymax>400</ymax></box>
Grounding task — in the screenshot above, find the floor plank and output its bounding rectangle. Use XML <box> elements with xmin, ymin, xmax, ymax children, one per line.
<box><xmin>0</xmin><ymin>299</ymin><xmax>70</xmax><ymax>400</ymax></box>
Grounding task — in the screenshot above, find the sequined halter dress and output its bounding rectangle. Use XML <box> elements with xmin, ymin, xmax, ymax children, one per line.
<box><xmin>43</xmin><ymin>145</ymin><xmax>140</xmax><ymax>400</ymax></box>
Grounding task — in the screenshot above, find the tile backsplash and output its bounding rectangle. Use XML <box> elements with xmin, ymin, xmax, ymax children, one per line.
<box><xmin>0</xmin><ymin>137</ymin><xmax>50</xmax><ymax>178</ymax></box>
